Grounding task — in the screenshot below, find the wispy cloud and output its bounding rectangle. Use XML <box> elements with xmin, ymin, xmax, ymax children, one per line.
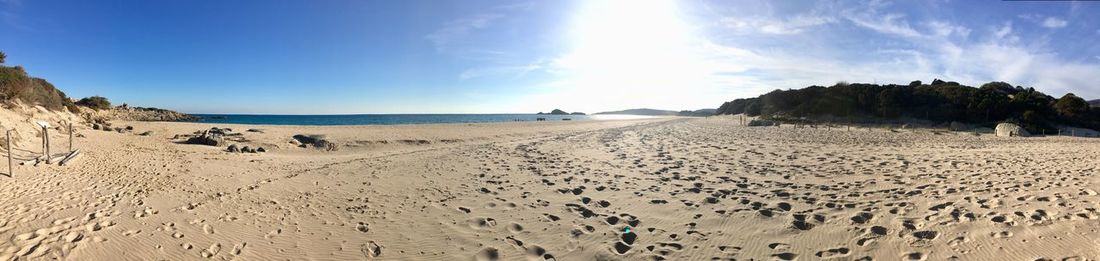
<box><xmin>424</xmin><ymin>13</ymin><xmax>504</xmax><ymax>52</ymax></box>
<box><xmin>459</xmin><ymin>60</ymin><xmax>547</xmax><ymax>80</ymax></box>
<box><xmin>1020</xmin><ymin>14</ymin><xmax>1069</xmax><ymax>29</ymax></box>
<box><xmin>1041</xmin><ymin>17</ymin><xmax>1068</xmax><ymax>28</ymax></box>
<box><xmin>721</xmin><ymin>14</ymin><xmax>835</xmax><ymax>35</ymax></box>
<box><xmin>0</xmin><ymin>0</ymin><xmax>35</xmax><ymax>32</ymax></box>
<box><xmin>847</xmin><ymin>13</ymin><xmax>922</xmax><ymax>38</ymax></box>
<box><xmin>424</xmin><ymin>2</ymin><xmax>534</xmax><ymax>53</ymax></box>
<box><xmin>695</xmin><ymin>2</ymin><xmax>1100</xmax><ymax>101</ymax></box>
<box><xmin>440</xmin><ymin>1</ymin><xmax>1100</xmax><ymax>112</ymax></box>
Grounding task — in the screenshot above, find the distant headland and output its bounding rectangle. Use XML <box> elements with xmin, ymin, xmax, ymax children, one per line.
<box><xmin>716</xmin><ymin>79</ymin><xmax>1098</xmax><ymax>133</ymax></box>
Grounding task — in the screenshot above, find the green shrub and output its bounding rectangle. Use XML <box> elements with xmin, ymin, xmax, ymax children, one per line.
<box><xmin>76</xmin><ymin>96</ymin><xmax>112</xmax><ymax>110</ymax></box>
<box><xmin>0</xmin><ymin>66</ymin><xmax>74</xmax><ymax>111</ymax></box>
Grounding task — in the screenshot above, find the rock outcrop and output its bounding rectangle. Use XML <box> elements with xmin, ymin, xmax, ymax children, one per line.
<box><xmin>185</xmin><ymin>130</ymin><xmax>224</xmax><ymax>146</ymax></box>
<box><xmin>995</xmin><ymin>123</ymin><xmax>1029</xmax><ymax>137</ymax></box>
<box><xmin>293</xmin><ymin>134</ymin><xmax>338</xmax><ymax>151</ymax></box>
<box><xmin>81</xmin><ymin>106</ymin><xmax>196</xmax><ymax>123</ymax></box>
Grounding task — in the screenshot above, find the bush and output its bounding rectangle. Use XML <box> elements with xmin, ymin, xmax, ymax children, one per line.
<box><xmin>1054</xmin><ymin>93</ymin><xmax>1089</xmax><ymax>120</ymax></box>
<box><xmin>0</xmin><ymin>66</ymin><xmax>75</xmax><ymax>111</ymax></box>
<box><xmin>76</xmin><ymin>96</ymin><xmax>112</xmax><ymax>110</ymax></box>
<box><xmin>0</xmin><ymin>51</ymin><xmax>6</xmax><ymax>64</ymax></box>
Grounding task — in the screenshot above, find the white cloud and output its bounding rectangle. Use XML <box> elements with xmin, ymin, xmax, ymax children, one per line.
<box><xmin>847</xmin><ymin>13</ymin><xmax>922</xmax><ymax>38</ymax></box>
<box><xmin>459</xmin><ymin>61</ymin><xmax>546</xmax><ymax>80</ymax></box>
<box><xmin>455</xmin><ymin>1</ymin><xmax>1100</xmax><ymax>113</ymax></box>
<box><xmin>722</xmin><ymin>14</ymin><xmax>835</xmax><ymax>35</ymax></box>
<box><xmin>993</xmin><ymin>22</ymin><xmax>1016</xmax><ymax>42</ymax></box>
<box><xmin>424</xmin><ymin>13</ymin><xmax>504</xmax><ymax>51</ymax></box>
<box><xmin>702</xmin><ymin>7</ymin><xmax>1100</xmax><ymax>101</ymax></box>
<box><xmin>1041</xmin><ymin>17</ymin><xmax>1068</xmax><ymax>28</ymax></box>
<box><xmin>926</xmin><ymin>20</ymin><xmax>970</xmax><ymax>38</ymax></box>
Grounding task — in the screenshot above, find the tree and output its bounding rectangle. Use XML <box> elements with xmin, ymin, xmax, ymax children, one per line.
<box><xmin>76</xmin><ymin>96</ymin><xmax>112</xmax><ymax>110</ymax></box>
<box><xmin>0</xmin><ymin>51</ymin><xmax>5</xmax><ymax>64</ymax></box>
<box><xmin>744</xmin><ymin>100</ymin><xmax>762</xmax><ymax>116</ymax></box>
<box><xmin>1054</xmin><ymin>93</ymin><xmax>1089</xmax><ymax>120</ymax></box>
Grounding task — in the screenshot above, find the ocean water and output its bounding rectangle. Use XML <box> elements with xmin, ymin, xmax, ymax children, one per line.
<box><xmin>189</xmin><ymin>114</ymin><xmax>651</xmax><ymax>126</ymax></box>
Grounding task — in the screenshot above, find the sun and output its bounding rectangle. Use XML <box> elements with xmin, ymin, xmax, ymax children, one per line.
<box><xmin>549</xmin><ymin>0</ymin><xmax>715</xmax><ymax>109</ymax></box>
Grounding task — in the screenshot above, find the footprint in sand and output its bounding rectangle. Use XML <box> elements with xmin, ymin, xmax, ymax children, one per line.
<box><xmin>524</xmin><ymin>245</ymin><xmax>556</xmax><ymax>260</ymax></box>
<box><xmin>508</xmin><ymin>223</ymin><xmax>524</xmax><ymax>233</ymax></box>
<box><xmin>361</xmin><ymin>241</ymin><xmax>382</xmax><ymax>258</ymax></box>
<box><xmin>200</xmin><ymin>243</ymin><xmax>221</xmax><ymax>258</ymax></box>
<box><xmin>771</xmin><ymin>252</ymin><xmax>798</xmax><ymax>260</ymax></box>
<box><xmin>123</xmin><ymin>229</ymin><xmax>141</xmax><ymax>236</ymax></box>
<box><xmin>231</xmin><ymin>242</ymin><xmax>246</xmax><ymax>255</ymax></box>
<box><xmin>815</xmin><ymin>247</ymin><xmax>851</xmax><ymax>258</ymax></box>
<box><xmin>475</xmin><ymin>247</ymin><xmax>499</xmax><ymax>261</ymax></box>
<box><xmin>717</xmin><ymin>245</ymin><xmax>742</xmax><ymax>254</ymax></box>
<box><xmin>265</xmin><ymin>228</ymin><xmax>282</xmax><ymax>239</ymax></box>
<box><xmin>767</xmin><ymin>242</ymin><xmax>790</xmax><ymax>251</ymax></box>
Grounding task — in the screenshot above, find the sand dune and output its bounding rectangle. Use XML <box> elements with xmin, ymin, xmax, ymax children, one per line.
<box><xmin>1</xmin><ymin>116</ymin><xmax>1099</xmax><ymax>260</ymax></box>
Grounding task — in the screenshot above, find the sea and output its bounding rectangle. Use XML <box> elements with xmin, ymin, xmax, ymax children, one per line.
<box><xmin>189</xmin><ymin>114</ymin><xmax>653</xmax><ymax>126</ymax></box>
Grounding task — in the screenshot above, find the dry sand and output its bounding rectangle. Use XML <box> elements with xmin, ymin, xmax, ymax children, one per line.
<box><xmin>1</xmin><ymin>115</ymin><xmax>1100</xmax><ymax>260</ymax></box>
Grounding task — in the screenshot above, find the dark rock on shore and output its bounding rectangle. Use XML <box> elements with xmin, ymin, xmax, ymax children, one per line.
<box><xmin>227</xmin><ymin>144</ymin><xmax>264</xmax><ymax>153</ymax></box>
<box><xmin>185</xmin><ymin>130</ymin><xmax>224</xmax><ymax>146</ymax></box>
<box><xmin>293</xmin><ymin>134</ymin><xmax>338</xmax><ymax>151</ymax></box>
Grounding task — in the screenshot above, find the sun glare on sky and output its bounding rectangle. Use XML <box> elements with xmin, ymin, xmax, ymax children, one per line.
<box><xmin>534</xmin><ymin>0</ymin><xmax>721</xmax><ymax>112</ymax></box>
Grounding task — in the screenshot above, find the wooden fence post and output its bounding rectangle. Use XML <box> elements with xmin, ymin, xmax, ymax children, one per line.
<box><xmin>40</xmin><ymin>127</ymin><xmax>45</xmax><ymax>161</ymax></box>
<box><xmin>6</xmin><ymin>129</ymin><xmax>11</xmax><ymax>177</ymax></box>
<box><xmin>68</xmin><ymin>122</ymin><xmax>73</xmax><ymax>152</ymax></box>
<box><xmin>43</xmin><ymin>126</ymin><xmax>50</xmax><ymax>164</ymax></box>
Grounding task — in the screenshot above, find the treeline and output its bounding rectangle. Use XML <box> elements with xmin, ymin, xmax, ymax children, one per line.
<box><xmin>716</xmin><ymin>79</ymin><xmax>1096</xmax><ymax>132</ymax></box>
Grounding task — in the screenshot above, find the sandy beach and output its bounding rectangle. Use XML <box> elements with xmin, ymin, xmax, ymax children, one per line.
<box><xmin>2</xmin><ymin>116</ymin><xmax>1100</xmax><ymax>260</ymax></box>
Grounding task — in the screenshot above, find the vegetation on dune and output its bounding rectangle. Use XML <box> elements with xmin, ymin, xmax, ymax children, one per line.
<box><xmin>0</xmin><ymin>51</ymin><xmax>194</xmax><ymax>122</ymax></box>
<box><xmin>0</xmin><ymin>65</ymin><xmax>80</xmax><ymax>112</ymax></box>
<box><xmin>716</xmin><ymin>79</ymin><xmax>1098</xmax><ymax>133</ymax></box>
<box><xmin>76</xmin><ymin>96</ymin><xmax>112</xmax><ymax>110</ymax></box>
<box><xmin>0</xmin><ymin>51</ymin><xmax>6</xmax><ymax>64</ymax></box>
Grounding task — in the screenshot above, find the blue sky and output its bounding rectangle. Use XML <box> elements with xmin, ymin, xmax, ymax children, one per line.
<box><xmin>1</xmin><ymin>0</ymin><xmax>1098</xmax><ymax>114</ymax></box>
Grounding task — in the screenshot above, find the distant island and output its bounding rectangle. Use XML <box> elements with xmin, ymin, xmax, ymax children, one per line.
<box><xmin>595</xmin><ymin>108</ymin><xmax>716</xmax><ymax>117</ymax></box>
<box><xmin>716</xmin><ymin>79</ymin><xmax>1097</xmax><ymax>133</ymax></box>
<box><xmin>537</xmin><ymin>109</ymin><xmax>585</xmax><ymax>115</ymax></box>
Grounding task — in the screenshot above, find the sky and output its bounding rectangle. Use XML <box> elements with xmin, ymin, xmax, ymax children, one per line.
<box><xmin>1</xmin><ymin>0</ymin><xmax>1099</xmax><ymax>114</ymax></box>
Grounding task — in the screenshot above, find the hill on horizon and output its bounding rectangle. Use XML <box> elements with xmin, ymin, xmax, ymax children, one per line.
<box><xmin>716</xmin><ymin>79</ymin><xmax>1097</xmax><ymax>133</ymax></box>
